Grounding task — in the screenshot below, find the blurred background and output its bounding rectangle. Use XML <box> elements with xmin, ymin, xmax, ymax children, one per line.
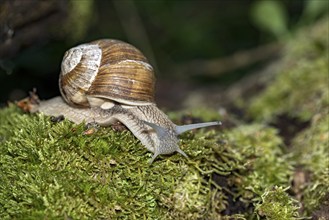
<box><xmin>0</xmin><ymin>0</ymin><xmax>327</xmax><ymax>110</ymax></box>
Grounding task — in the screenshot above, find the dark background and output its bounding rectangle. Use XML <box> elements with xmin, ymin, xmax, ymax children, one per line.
<box><xmin>0</xmin><ymin>0</ymin><xmax>326</xmax><ymax>109</ymax></box>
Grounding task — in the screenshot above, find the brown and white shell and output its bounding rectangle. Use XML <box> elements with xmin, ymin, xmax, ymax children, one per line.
<box><xmin>59</xmin><ymin>39</ymin><xmax>156</xmax><ymax>108</ymax></box>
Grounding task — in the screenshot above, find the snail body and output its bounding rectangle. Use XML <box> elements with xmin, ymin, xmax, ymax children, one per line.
<box><xmin>30</xmin><ymin>39</ymin><xmax>220</xmax><ymax>163</ymax></box>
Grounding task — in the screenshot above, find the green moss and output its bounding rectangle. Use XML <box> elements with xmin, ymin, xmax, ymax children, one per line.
<box><xmin>0</xmin><ymin>104</ymin><xmax>225</xmax><ymax>219</ymax></box>
<box><xmin>223</xmin><ymin>125</ymin><xmax>293</xmax><ymax>204</ymax></box>
<box><xmin>0</xmin><ymin>104</ymin><xmax>300</xmax><ymax>219</ymax></box>
<box><xmin>248</xmin><ymin>17</ymin><xmax>329</xmax><ymax>122</ymax></box>
<box><xmin>1</xmin><ymin>17</ymin><xmax>327</xmax><ymax>219</ymax></box>
<box><xmin>249</xmin><ymin>56</ymin><xmax>328</xmax><ymax>122</ymax></box>
<box><xmin>292</xmin><ymin>110</ymin><xmax>329</xmax><ymax>214</ymax></box>
<box><xmin>245</xmin><ymin>17</ymin><xmax>328</xmax><ymax>217</ymax></box>
<box><xmin>255</xmin><ymin>186</ymin><xmax>300</xmax><ymax>220</ymax></box>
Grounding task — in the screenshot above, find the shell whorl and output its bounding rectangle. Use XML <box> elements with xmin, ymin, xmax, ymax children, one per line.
<box><xmin>59</xmin><ymin>39</ymin><xmax>156</xmax><ymax>108</ymax></box>
<box><xmin>60</xmin><ymin>43</ymin><xmax>102</xmax><ymax>107</ymax></box>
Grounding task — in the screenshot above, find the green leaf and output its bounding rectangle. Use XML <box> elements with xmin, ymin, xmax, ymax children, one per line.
<box><xmin>251</xmin><ymin>0</ymin><xmax>288</xmax><ymax>39</ymax></box>
<box><xmin>302</xmin><ymin>0</ymin><xmax>329</xmax><ymax>22</ymax></box>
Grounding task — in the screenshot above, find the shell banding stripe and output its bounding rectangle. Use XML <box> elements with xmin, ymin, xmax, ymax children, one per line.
<box><xmin>96</xmin><ymin>39</ymin><xmax>149</xmax><ymax>65</ymax></box>
<box><xmin>88</xmin><ymin>59</ymin><xmax>155</xmax><ymax>104</ymax></box>
<box><xmin>88</xmin><ymin>40</ymin><xmax>156</xmax><ymax>105</ymax></box>
<box><xmin>60</xmin><ymin>44</ymin><xmax>102</xmax><ymax>106</ymax></box>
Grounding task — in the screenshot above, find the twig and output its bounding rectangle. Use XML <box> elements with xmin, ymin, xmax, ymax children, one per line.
<box><xmin>174</xmin><ymin>43</ymin><xmax>282</xmax><ymax>77</ymax></box>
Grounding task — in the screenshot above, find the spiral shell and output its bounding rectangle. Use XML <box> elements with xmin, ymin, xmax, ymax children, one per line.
<box><xmin>59</xmin><ymin>39</ymin><xmax>155</xmax><ymax>107</ymax></box>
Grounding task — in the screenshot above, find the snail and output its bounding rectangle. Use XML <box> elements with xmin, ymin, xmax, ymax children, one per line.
<box><xmin>28</xmin><ymin>39</ymin><xmax>220</xmax><ymax>163</ymax></box>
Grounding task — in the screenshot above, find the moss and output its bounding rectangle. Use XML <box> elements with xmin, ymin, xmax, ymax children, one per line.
<box><xmin>255</xmin><ymin>186</ymin><xmax>300</xmax><ymax>220</ymax></box>
<box><xmin>220</xmin><ymin>124</ymin><xmax>296</xmax><ymax>218</ymax></box>
<box><xmin>292</xmin><ymin>110</ymin><xmax>329</xmax><ymax>215</ymax></box>
<box><xmin>245</xmin><ymin>16</ymin><xmax>328</xmax><ymax>218</ymax></box>
<box><xmin>0</xmin><ymin>104</ymin><xmax>300</xmax><ymax>219</ymax></box>
<box><xmin>1</xmin><ymin>16</ymin><xmax>327</xmax><ymax>220</ymax></box>
<box><xmin>0</xmin><ymin>104</ymin><xmax>225</xmax><ymax>219</ymax></box>
<box><xmin>225</xmin><ymin>125</ymin><xmax>293</xmax><ymax>195</ymax></box>
<box><xmin>248</xmin><ymin>17</ymin><xmax>328</xmax><ymax>122</ymax></box>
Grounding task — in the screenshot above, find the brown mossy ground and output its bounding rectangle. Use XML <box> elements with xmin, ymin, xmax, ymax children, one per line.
<box><xmin>0</xmin><ymin>17</ymin><xmax>328</xmax><ymax>220</ymax></box>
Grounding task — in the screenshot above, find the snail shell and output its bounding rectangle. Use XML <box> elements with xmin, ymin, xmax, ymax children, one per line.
<box><xmin>59</xmin><ymin>39</ymin><xmax>155</xmax><ymax>108</ymax></box>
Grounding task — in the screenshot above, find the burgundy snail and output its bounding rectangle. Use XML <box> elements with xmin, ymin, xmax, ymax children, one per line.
<box><xmin>29</xmin><ymin>39</ymin><xmax>220</xmax><ymax>163</ymax></box>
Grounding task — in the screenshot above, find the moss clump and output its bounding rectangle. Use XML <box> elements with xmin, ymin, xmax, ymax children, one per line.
<box><xmin>0</xmin><ymin>104</ymin><xmax>300</xmax><ymax>219</ymax></box>
<box><xmin>224</xmin><ymin>125</ymin><xmax>293</xmax><ymax>196</ymax></box>
<box><xmin>292</xmin><ymin>110</ymin><xmax>329</xmax><ymax>215</ymax></box>
<box><xmin>246</xmin><ymin>16</ymin><xmax>328</xmax><ymax>218</ymax></box>
<box><xmin>0</xmin><ymin>104</ymin><xmax>225</xmax><ymax>219</ymax></box>
<box><xmin>220</xmin><ymin>124</ymin><xmax>295</xmax><ymax>218</ymax></box>
<box><xmin>255</xmin><ymin>186</ymin><xmax>300</xmax><ymax>220</ymax></box>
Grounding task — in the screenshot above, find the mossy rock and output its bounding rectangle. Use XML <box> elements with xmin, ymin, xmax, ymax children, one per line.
<box><xmin>248</xmin><ymin>17</ymin><xmax>328</xmax><ymax>122</ymax></box>
<box><xmin>0</xmin><ymin>104</ymin><xmax>217</xmax><ymax>219</ymax></box>
<box><xmin>291</xmin><ymin>110</ymin><xmax>329</xmax><ymax>217</ymax></box>
<box><xmin>0</xmin><ymin>104</ymin><xmax>298</xmax><ymax>219</ymax></box>
<box><xmin>1</xmin><ymin>15</ymin><xmax>327</xmax><ymax>220</ymax></box>
<box><xmin>247</xmin><ymin>16</ymin><xmax>329</xmax><ymax>218</ymax></box>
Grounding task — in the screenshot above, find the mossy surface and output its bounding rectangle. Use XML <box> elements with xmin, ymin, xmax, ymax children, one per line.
<box><xmin>292</xmin><ymin>110</ymin><xmax>329</xmax><ymax>215</ymax></box>
<box><xmin>224</xmin><ymin>125</ymin><xmax>292</xmax><ymax>197</ymax></box>
<box><xmin>255</xmin><ymin>186</ymin><xmax>300</xmax><ymax>220</ymax></box>
<box><xmin>248</xmin><ymin>17</ymin><xmax>328</xmax><ymax>122</ymax></box>
<box><xmin>219</xmin><ymin>124</ymin><xmax>297</xmax><ymax>219</ymax></box>
<box><xmin>247</xmin><ymin>17</ymin><xmax>329</xmax><ymax>218</ymax></box>
<box><xmin>0</xmin><ymin>104</ymin><xmax>221</xmax><ymax>219</ymax></box>
<box><xmin>0</xmin><ymin>104</ymin><xmax>298</xmax><ymax>219</ymax></box>
<box><xmin>1</xmin><ymin>16</ymin><xmax>328</xmax><ymax>220</ymax></box>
